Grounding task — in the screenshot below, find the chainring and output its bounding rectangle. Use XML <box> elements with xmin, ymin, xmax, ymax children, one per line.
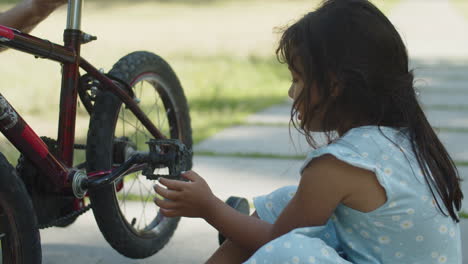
<box><xmin>16</xmin><ymin>137</ymin><xmax>78</xmax><ymax>228</ymax></box>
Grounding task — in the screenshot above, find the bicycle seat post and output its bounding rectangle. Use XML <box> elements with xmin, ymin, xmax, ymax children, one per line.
<box><xmin>66</xmin><ymin>0</ymin><xmax>83</xmax><ymax>30</ymax></box>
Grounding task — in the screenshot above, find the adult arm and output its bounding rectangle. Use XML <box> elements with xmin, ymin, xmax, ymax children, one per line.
<box><xmin>0</xmin><ymin>0</ymin><xmax>66</xmax><ymax>51</ymax></box>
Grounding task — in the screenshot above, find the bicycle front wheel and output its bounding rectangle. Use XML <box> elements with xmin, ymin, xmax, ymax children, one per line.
<box><xmin>86</xmin><ymin>51</ymin><xmax>192</xmax><ymax>258</ymax></box>
<box><xmin>0</xmin><ymin>153</ymin><xmax>41</xmax><ymax>264</ymax></box>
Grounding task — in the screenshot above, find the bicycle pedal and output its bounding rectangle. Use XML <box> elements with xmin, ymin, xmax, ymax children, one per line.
<box><xmin>143</xmin><ymin>139</ymin><xmax>192</xmax><ymax>180</ymax></box>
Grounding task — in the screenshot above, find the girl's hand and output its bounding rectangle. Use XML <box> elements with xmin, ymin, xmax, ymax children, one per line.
<box><xmin>153</xmin><ymin>171</ymin><xmax>218</xmax><ymax>219</ymax></box>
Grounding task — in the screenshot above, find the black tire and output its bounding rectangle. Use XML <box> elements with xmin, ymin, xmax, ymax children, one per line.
<box><xmin>86</xmin><ymin>51</ymin><xmax>192</xmax><ymax>259</ymax></box>
<box><xmin>0</xmin><ymin>153</ymin><xmax>41</xmax><ymax>264</ymax></box>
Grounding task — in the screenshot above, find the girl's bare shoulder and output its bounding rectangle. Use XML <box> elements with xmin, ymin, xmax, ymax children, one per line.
<box><xmin>302</xmin><ymin>154</ymin><xmax>387</xmax><ymax>213</ymax></box>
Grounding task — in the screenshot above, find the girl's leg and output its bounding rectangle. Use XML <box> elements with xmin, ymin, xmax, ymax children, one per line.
<box><xmin>205</xmin><ymin>239</ymin><xmax>251</xmax><ymax>264</ymax></box>
<box><xmin>205</xmin><ymin>212</ymin><xmax>259</xmax><ymax>264</ymax></box>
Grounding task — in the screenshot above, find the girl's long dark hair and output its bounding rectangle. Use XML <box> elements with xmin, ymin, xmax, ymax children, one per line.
<box><xmin>277</xmin><ymin>0</ymin><xmax>463</xmax><ymax>222</ymax></box>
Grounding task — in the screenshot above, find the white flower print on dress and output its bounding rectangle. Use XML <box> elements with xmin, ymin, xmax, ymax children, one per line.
<box><xmin>384</xmin><ymin>167</ymin><xmax>393</xmax><ymax>176</ymax></box>
<box><xmin>360</xmin><ymin>230</ymin><xmax>370</xmax><ymax>238</ymax></box>
<box><xmin>265</xmin><ymin>244</ymin><xmax>274</xmax><ymax>252</ymax></box>
<box><xmin>266</xmin><ymin>201</ymin><xmax>273</xmax><ymax>210</ymax></box>
<box><xmin>388</xmin><ymin>202</ymin><xmax>397</xmax><ymax>208</ymax></box>
<box><xmin>361</xmin><ymin>152</ymin><xmax>368</xmax><ymax>158</ymax></box>
<box><xmin>392</xmin><ymin>215</ymin><xmax>401</xmax><ymax>221</ymax></box>
<box><xmin>449</xmin><ymin>229</ymin><xmax>455</xmax><ymax>237</ymax></box>
<box><xmin>373</xmin><ymin>246</ymin><xmax>381</xmax><ymax>253</ymax></box>
<box><xmin>292</xmin><ymin>256</ymin><xmax>300</xmax><ymax>264</ymax></box>
<box><xmin>439</xmin><ymin>225</ymin><xmax>448</xmax><ymax>234</ymax></box>
<box><xmin>416</xmin><ymin>235</ymin><xmax>424</xmax><ymax>242</ymax></box>
<box><xmin>406</xmin><ymin>208</ymin><xmax>415</xmax><ymax>215</ymax></box>
<box><xmin>378</xmin><ymin>236</ymin><xmax>391</xmax><ymax>244</ymax></box>
<box><xmin>283</xmin><ymin>242</ymin><xmax>291</xmax><ymax>248</ymax></box>
<box><xmin>321</xmin><ymin>248</ymin><xmax>330</xmax><ymax>257</ymax></box>
<box><xmin>421</xmin><ymin>195</ymin><xmax>428</xmax><ymax>201</ymax></box>
<box><xmin>431</xmin><ymin>252</ymin><xmax>439</xmax><ymax>258</ymax></box>
<box><xmin>438</xmin><ymin>255</ymin><xmax>448</xmax><ymax>263</ymax></box>
<box><xmin>395</xmin><ymin>252</ymin><xmax>404</xmax><ymax>258</ymax></box>
<box><xmin>400</xmin><ymin>220</ymin><xmax>414</xmax><ymax>229</ymax></box>
<box><xmin>308</xmin><ymin>256</ymin><xmax>316</xmax><ymax>263</ymax></box>
<box><xmin>374</xmin><ymin>221</ymin><xmax>385</xmax><ymax>227</ymax></box>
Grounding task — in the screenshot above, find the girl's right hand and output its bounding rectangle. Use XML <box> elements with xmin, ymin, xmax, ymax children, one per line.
<box><xmin>153</xmin><ymin>171</ymin><xmax>219</xmax><ymax>219</ymax></box>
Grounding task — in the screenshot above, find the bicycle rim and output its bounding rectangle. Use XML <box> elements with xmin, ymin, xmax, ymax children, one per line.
<box><xmin>113</xmin><ymin>73</ymin><xmax>177</xmax><ymax>235</ymax></box>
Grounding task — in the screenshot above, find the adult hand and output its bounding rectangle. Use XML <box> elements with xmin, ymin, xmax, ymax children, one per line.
<box><xmin>153</xmin><ymin>171</ymin><xmax>218</xmax><ymax>219</ymax></box>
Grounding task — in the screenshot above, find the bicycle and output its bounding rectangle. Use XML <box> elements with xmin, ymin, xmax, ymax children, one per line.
<box><xmin>0</xmin><ymin>0</ymin><xmax>193</xmax><ymax>262</ymax></box>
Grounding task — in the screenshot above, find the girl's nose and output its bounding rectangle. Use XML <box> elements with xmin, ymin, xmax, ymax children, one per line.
<box><xmin>288</xmin><ymin>85</ymin><xmax>294</xmax><ymax>99</ymax></box>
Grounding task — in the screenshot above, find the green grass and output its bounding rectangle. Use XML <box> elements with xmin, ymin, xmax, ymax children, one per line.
<box><xmin>460</xmin><ymin>211</ymin><xmax>468</xmax><ymax>219</ymax></box>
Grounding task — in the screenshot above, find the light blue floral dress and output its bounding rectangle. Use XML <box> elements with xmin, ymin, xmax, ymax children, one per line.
<box><xmin>245</xmin><ymin>126</ymin><xmax>462</xmax><ymax>264</ymax></box>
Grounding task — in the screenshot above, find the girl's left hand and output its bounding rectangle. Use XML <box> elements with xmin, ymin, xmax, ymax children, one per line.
<box><xmin>153</xmin><ymin>170</ymin><xmax>218</xmax><ymax>219</ymax></box>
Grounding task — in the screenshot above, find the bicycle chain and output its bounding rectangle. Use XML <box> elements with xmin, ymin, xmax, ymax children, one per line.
<box><xmin>38</xmin><ymin>204</ymin><xmax>92</xmax><ymax>229</ymax></box>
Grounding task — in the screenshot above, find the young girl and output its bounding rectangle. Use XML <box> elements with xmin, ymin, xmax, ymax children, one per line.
<box><xmin>153</xmin><ymin>0</ymin><xmax>464</xmax><ymax>263</ymax></box>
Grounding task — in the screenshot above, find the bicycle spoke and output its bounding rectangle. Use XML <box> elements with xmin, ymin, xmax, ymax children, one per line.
<box><xmin>120</xmin><ymin>174</ymin><xmax>139</xmax><ymax>207</ymax></box>
<box><xmin>118</xmin><ymin>115</ymin><xmax>150</xmax><ymax>137</ymax></box>
<box><xmin>136</xmin><ymin>178</ymin><xmax>146</xmax><ymax>229</ymax></box>
<box><xmin>121</xmin><ymin>179</ymin><xmax>127</xmax><ymax>215</ymax></box>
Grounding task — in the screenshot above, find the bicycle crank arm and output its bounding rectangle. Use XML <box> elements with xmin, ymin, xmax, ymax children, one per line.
<box><xmin>81</xmin><ymin>152</ymin><xmax>150</xmax><ymax>191</ymax></box>
<box><xmin>76</xmin><ymin>139</ymin><xmax>192</xmax><ymax>196</ymax></box>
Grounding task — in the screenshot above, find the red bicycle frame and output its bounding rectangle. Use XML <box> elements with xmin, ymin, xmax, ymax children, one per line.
<box><xmin>0</xmin><ymin>3</ymin><xmax>164</xmax><ymax>195</ymax></box>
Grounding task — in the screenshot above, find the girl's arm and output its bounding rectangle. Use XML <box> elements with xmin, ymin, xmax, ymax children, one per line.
<box><xmin>154</xmin><ymin>172</ymin><xmax>273</xmax><ymax>253</ymax></box>
<box><xmin>154</xmin><ymin>154</ymin><xmax>353</xmax><ymax>252</ymax></box>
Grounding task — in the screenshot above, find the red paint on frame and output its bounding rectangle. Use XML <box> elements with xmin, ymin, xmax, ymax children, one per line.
<box><xmin>0</xmin><ymin>25</ymin><xmax>14</xmax><ymax>40</ymax></box>
<box><xmin>21</xmin><ymin>125</ymin><xmax>49</xmax><ymax>158</ymax></box>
